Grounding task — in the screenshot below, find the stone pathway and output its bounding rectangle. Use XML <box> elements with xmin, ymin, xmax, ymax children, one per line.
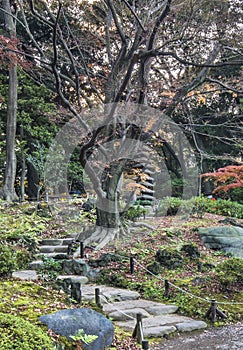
<box><xmin>80</xmin><ymin>284</ymin><xmax>207</xmax><ymax>339</ymax></box>
<box><xmin>12</xmin><ymin>237</ymin><xmax>208</xmax><ymax>340</ymax></box>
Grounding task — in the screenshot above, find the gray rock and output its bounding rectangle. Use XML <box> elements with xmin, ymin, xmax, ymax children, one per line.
<box><xmin>198</xmin><ymin>226</ymin><xmax>243</xmax><ymax>258</ymax></box>
<box><xmin>176</xmin><ymin>320</ymin><xmax>207</xmax><ymax>332</ymax></box>
<box><xmin>29</xmin><ymin>260</ymin><xmax>44</xmax><ymax>270</ymax></box>
<box><xmin>62</xmin><ymin>259</ymin><xmax>90</xmax><ymax>275</ymax></box>
<box><xmin>39</xmin><ymin>308</ymin><xmax>114</xmax><ymax>350</ymax></box>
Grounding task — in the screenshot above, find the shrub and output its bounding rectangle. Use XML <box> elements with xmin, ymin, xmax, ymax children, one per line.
<box><xmin>156</xmin><ymin>197</ymin><xmax>183</xmax><ymax>216</ymax></box>
<box><xmin>0</xmin><ymin>245</ymin><xmax>17</xmax><ymax>276</ymax></box>
<box><xmin>0</xmin><ymin>244</ymin><xmax>32</xmax><ymax>276</ymax></box>
<box><xmin>203</xmin><ymin>198</ymin><xmax>243</xmax><ymax>218</ymax></box>
<box><xmin>215</xmin><ymin>257</ymin><xmax>243</xmax><ymax>290</ymax></box>
<box><xmin>0</xmin><ymin>312</ymin><xmax>53</xmax><ymax>350</ymax></box>
<box><xmin>37</xmin><ymin>256</ymin><xmax>62</xmax><ymax>282</ymax></box>
<box><xmin>155</xmin><ymin>247</ymin><xmax>183</xmax><ymax>269</ymax></box>
<box><xmin>123</xmin><ymin>205</ymin><xmax>147</xmax><ymax>222</ymax></box>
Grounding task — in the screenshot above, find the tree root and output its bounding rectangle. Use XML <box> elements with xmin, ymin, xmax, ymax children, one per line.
<box><xmin>83</xmin><ymin>226</ymin><xmax>122</xmax><ymax>250</ymax></box>
<box><xmin>132</xmin><ymin>222</ymin><xmax>156</xmax><ymax>230</ymax></box>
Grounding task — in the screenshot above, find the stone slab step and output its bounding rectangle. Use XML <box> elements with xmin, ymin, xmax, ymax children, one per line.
<box><xmin>29</xmin><ymin>260</ymin><xmax>44</xmax><ymax>270</ymax></box>
<box><xmin>115</xmin><ymin>314</ymin><xmax>207</xmax><ymax>338</ymax></box>
<box><xmin>81</xmin><ymin>284</ymin><xmax>140</xmax><ymax>303</ymax></box>
<box><xmin>103</xmin><ymin>300</ymin><xmax>178</xmax><ymax>320</ymax></box>
<box><xmin>38</xmin><ymin>252</ymin><xmax>69</xmax><ymax>259</ymax></box>
<box><xmin>41</xmin><ymin>238</ymin><xmax>74</xmax><ymax>246</ymax></box>
<box><xmin>39</xmin><ymin>245</ymin><xmax>69</xmax><ymax>253</ymax></box>
<box><xmin>57</xmin><ymin>275</ymin><xmax>89</xmax><ymax>285</ymax></box>
<box><xmin>12</xmin><ymin>270</ymin><xmax>38</xmax><ymax>280</ymax></box>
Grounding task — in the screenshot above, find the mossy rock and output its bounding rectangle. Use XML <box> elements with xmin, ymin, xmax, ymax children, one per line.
<box><xmin>155</xmin><ymin>247</ymin><xmax>183</xmax><ymax>269</ymax></box>
<box><xmin>0</xmin><ymin>312</ymin><xmax>54</xmax><ymax>350</ymax></box>
<box><xmin>180</xmin><ymin>243</ymin><xmax>200</xmax><ymax>259</ymax></box>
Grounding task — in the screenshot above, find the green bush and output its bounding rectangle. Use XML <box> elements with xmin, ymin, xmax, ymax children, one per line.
<box><xmin>155</xmin><ymin>247</ymin><xmax>183</xmax><ymax>269</ymax></box>
<box><xmin>37</xmin><ymin>256</ymin><xmax>62</xmax><ymax>282</ymax></box>
<box><xmin>0</xmin><ymin>244</ymin><xmax>32</xmax><ymax>276</ymax></box>
<box><xmin>205</xmin><ymin>198</ymin><xmax>243</xmax><ymax>218</ymax></box>
<box><xmin>157</xmin><ymin>197</ymin><xmax>183</xmax><ymax>216</ymax></box>
<box><xmin>216</xmin><ymin>257</ymin><xmax>243</xmax><ymax>290</ymax></box>
<box><xmin>157</xmin><ymin>196</ymin><xmax>243</xmax><ymax>219</ymax></box>
<box><xmin>0</xmin><ymin>245</ymin><xmax>17</xmax><ymax>276</ymax></box>
<box><xmin>123</xmin><ymin>205</ymin><xmax>147</xmax><ymax>222</ymax></box>
<box><xmin>0</xmin><ymin>313</ymin><xmax>54</xmax><ymax>350</ymax></box>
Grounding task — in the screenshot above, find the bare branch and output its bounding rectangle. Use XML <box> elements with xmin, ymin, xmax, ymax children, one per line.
<box><xmin>206</xmin><ymin>78</ymin><xmax>243</xmax><ymax>94</ymax></box>
<box><xmin>122</xmin><ymin>0</ymin><xmax>146</xmax><ymax>32</ymax></box>
<box><xmin>165</xmin><ymin>43</ymin><xmax>221</xmax><ymax>116</ymax></box>
<box><xmin>139</xmin><ymin>49</ymin><xmax>243</xmax><ymax>67</ymax></box>
<box><xmin>105</xmin><ymin>0</ymin><xmax>127</xmax><ymax>44</ymax></box>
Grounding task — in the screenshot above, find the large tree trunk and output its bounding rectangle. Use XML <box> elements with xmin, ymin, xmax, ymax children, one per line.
<box><xmin>2</xmin><ymin>0</ymin><xmax>18</xmax><ymax>201</ymax></box>
<box><xmin>83</xmin><ymin>164</ymin><xmax>126</xmax><ymax>249</ymax></box>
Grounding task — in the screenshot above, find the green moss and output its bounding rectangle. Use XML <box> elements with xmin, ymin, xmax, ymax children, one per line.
<box><xmin>0</xmin><ymin>312</ymin><xmax>54</xmax><ymax>350</ymax></box>
<box><xmin>0</xmin><ymin>281</ymin><xmax>69</xmax><ymax>322</ymax></box>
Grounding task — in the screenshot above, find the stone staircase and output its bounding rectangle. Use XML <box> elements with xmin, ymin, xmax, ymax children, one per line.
<box><xmin>29</xmin><ymin>237</ymin><xmax>75</xmax><ymax>270</ymax></box>
<box><xmin>12</xmin><ymin>237</ymin><xmax>208</xmax><ymax>341</ymax></box>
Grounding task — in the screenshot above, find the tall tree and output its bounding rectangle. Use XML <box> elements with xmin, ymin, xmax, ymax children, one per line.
<box><xmin>4</xmin><ymin>0</ymin><xmax>242</xmax><ymax>247</ymax></box>
<box><xmin>1</xmin><ymin>0</ymin><xmax>18</xmax><ymax>200</ymax></box>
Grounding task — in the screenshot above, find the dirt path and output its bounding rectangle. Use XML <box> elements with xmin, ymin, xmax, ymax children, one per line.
<box><xmin>151</xmin><ymin>322</ymin><xmax>243</xmax><ymax>350</ymax></box>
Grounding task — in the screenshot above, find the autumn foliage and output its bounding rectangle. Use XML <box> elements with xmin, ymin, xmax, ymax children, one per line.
<box><xmin>201</xmin><ymin>165</ymin><xmax>243</xmax><ymax>193</ymax></box>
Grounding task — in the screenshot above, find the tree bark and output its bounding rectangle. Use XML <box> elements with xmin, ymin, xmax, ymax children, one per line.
<box><xmin>2</xmin><ymin>0</ymin><xmax>18</xmax><ymax>201</ymax></box>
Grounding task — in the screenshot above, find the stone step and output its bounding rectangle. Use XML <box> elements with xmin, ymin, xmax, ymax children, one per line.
<box><xmin>12</xmin><ymin>270</ymin><xmax>38</xmax><ymax>281</ymax></box>
<box><xmin>41</xmin><ymin>238</ymin><xmax>74</xmax><ymax>246</ymax></box>
<box><xmin>57</xmin><ymin>275</ymin><xmax>89</xmax><ymax>285</ymax></box>
<box><xmin>138</xmin><ymin>181</ymin><xmax>154</xmax><ymax>188</ymax></box>
<box><xmin>38</xmin><ymin>252</ymin><xmax>70</xmax><ymax>259</ymax></box>
<box><xmin>103</xmin><ymin>300</ymin><xmax>178</xmax><ymax>321</ymax></box>
<box><xmin>39</xmin><ymin>245</ymin><xmax>69</xmax><ymax>253</ymax></box>
<box><xmin>80</xmin><ymin>284</ymin><xmax>140</xmax><ymax>304</ymax></box>
<box><xmin>29</xmin><ymin>260</ymin><xmax>44</xmax><ymax>270</ymax></box>
<box><xmin>115</xmin><ymin>314</ymin><xmax>207</xmax><ymax>338</ymax></box>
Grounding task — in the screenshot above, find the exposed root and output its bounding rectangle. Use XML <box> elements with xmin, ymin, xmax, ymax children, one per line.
<box><xmin>132</xmin><ymin>222</ymin><xmax>156</xmax><ymax>230</ymax></box>
<box><xmin>84</xmin><ymin>226</ymin><xmax>122</xmax><ymax>250</ymax></box>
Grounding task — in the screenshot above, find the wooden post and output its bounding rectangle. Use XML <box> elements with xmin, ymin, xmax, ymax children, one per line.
<box><xmin>205</xmin><ymin>299</ymin><xmax>227</xmax><ymax>323</ymax></box>
<box><xmin>165</xmin><ymin>279</ymin><xmax>169</xmax><ymax>297</ymax></box>
<box><xmin>132</xmin><ymin>313</ymin><xmax>143</xmax><ymax>344</ymax></box>
<box><xmin>67</xmin><ymin>242</ymin><xmax>73</xmax><ymax>256</ymax></box>
<box><xmin>80</xmin><ymin>241</ymin><xmax>84</xmax><ymax>258</ymax></box>
<box><xmin>95</xmin><ymin>288</ymin><xmax>102</xmax><ymax>308</ymax></box>
<box><xmin>142</xmin><ymin>340</ymin><xmax>149</xmax><ymax>349</ymax></box>
<box><xmin>70</xmin><ymin>282</ymin><xmax>82</xmax><ymax>303</ymax></box>
<box><xmin>130</xmin><ymin>257</ymin><xmax>134</xmax><ymax>275</ymax></box>
<box><xmin>211</xmin><ymin>299</ymin><xmax>216</xmax><ymax>323</ymax></box>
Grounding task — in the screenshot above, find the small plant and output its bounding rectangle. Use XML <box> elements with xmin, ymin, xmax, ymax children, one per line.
<box><xmin>37</xmin><ymin>256</ymin><xmax>62</xmax><ymax>282</ymax></box>
<box><xmin>70</xmin><ymin>329</ymin><xmax>98</xmax><ymax>349</ymax></box>
<box><xmin>123</xmin><ymin>205</ymin><xmax>147</xmax><ymax>222</ymax></box>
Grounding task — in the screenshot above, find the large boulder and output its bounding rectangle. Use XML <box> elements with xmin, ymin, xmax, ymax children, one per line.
<box><xmin>39</xmin><ymin>308</ymin><xmax>114</xmax><ymax>350</ymax></box>
<box><xmin>198</xmin><ymin>226</ymin><xmax>243</xmax><ymax>258</ymax></box>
